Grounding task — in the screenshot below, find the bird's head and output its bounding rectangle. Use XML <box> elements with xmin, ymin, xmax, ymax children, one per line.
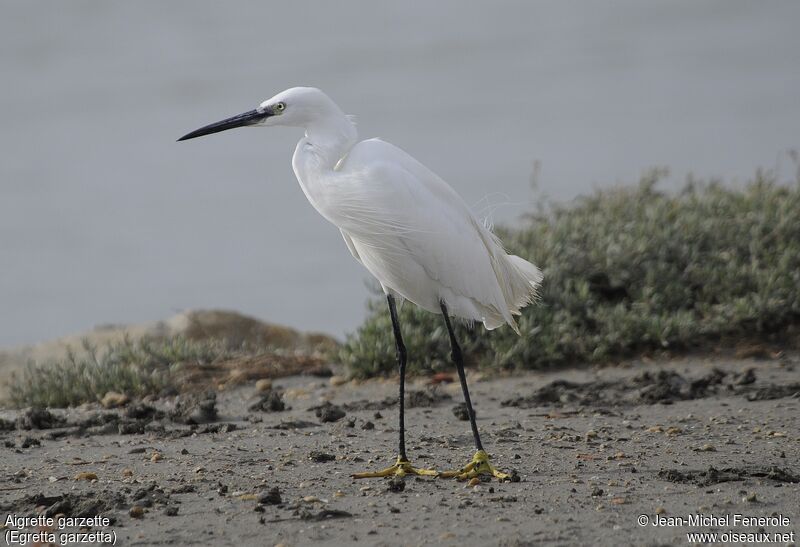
<box><xmin>177</xmin><ymin>87</ymin><xmax>342</xmax><ymax>141</ymax></box>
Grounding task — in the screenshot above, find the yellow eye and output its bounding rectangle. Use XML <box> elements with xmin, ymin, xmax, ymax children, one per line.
<box><xmin>275</xmin><ymin>102</ymin><xmax>286</xmax><ymax>112</ymax></box>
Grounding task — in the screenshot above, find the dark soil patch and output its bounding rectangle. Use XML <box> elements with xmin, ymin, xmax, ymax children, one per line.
<box><xmin>746</xmin><ymin>383</ymin><xmax>800</xmax><ymax>401</ymax></box>
<box><xmin>658</xmin><ymin>466</ymin><xmax>800</xmax><ymax>487</ymax></box>
<box><xmin>3</xmin><ymin>491</ymin><xmax>128</xmax><ymax>520</ymax></box>
<box><xmin>15</xmin><ymin>408</ymin><xmax>66</xmax><ymax>430</ymax></box>
<box><xmin>342</xmin><ymin>387</ymin><xmax>451</xmax><ymax>411</ymax></box>
<box><xmin>502</xmin><ymin>368</ymin><xmax>796</xmax><ymax>408</ymax></box>
<box><xmin>270</xmin><ymin>420</ymin><xmax>319</xmax><ymax>430</ymax></box>
<box><xmin>308</xmin><ymin>451</ymin><xmax>336</xmax><ymax>463</ymax></box>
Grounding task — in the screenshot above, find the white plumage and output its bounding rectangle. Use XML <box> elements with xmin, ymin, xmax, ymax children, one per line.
<box><xmin>182</xmin><ymin>87</ymin><xmax>543</xmax><ymax>333</ymax></box>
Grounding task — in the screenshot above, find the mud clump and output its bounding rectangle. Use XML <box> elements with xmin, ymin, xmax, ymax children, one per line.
<box><xmin>271</xmin><ymin>420</ymin><xmax>319</xmax><ymax>430</ymax></box>
<box><xmin>502</xmin><ymin>367</ymin><xmax>797</xmax><ymax>409</ymax></box>
<box><xmin>131</xmin><ymin>484</ymin><xmax>172</xmax><ymax>510</ymax></box>
<box><xmin>452</xmin><ymin>403</ymin><xmax>471</xmax><ymax>421</ymax></box>
<box><xmin>312</xmin><ymin>402</ymin><xmax>346</xmax><ymax>423</ymax></box>
<box><xmin>16</xmin><ymin>408</ymin><xmax>66</xmax><ymax>430</ymax></box>
<box><xmin>125</xmin><ymin>402</ymin><xmax>164</xmax><ymax>421</ymax></box>
<box><xmin>746</xmin><ymin>383</ymin><xmax>800</xmax><ymax>401</ymax></box>
<box><xmin>309</xmin><ymin>451</ymin><xmax>336</xmax><ymax>463</ymax></box>
<box><xmin>258</xmin><ymin>487</ymin><xmax>282</xmax><ymax>505</ymax></box>
<box><xmin>732</xmin><ymin>368</ymin><xmax>756</xmax><ymax>385</ymax></box>
<box><xmin>343</xmin><ymin>387</ymin><xmax>451</xmax><ymax>412</ymax></box>
<box><xmin>387</xmin><ymin>477</ymin><xmax>405</xmax><ymax>492</ymax></box>
<box><xmin>658</xmin><ymin>466</ymin><xmax>800</xmax><ymax>487</ymax></box>
<box><xmin>249</xmin><ymin>389</ymin><xmax>286</xmax><ymax>412</ymax></box>
<box><xmin>170</xmin><ymin>392</ymin><xmax>217</xmax><ymax>424</ymax></box>
<box><xmin>407</xmin><ymin>387</ymin><xmax>451</xmax><ymax>408</ymax></box>
<box><xmin>4</xmin><ymin>491</ymin><xmax>127</xmax><ymax>520</ymax></box>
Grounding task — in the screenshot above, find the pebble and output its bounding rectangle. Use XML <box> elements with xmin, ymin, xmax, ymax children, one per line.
<box><xmin>129</xmin><ymin>506</ymin><xmax>145</xmax><ymax>519</ymax></box>
<box><xmin>74</xmin><ymin>472</ymin><xmax>98</xmax><ymax>481</ymax></box>
<box><xmin>255</xmin><ymin>379</ymin><xmax>273</xmax><ymax>392</ymax></box>
<box><xmin>101</xmin><ymin>391</ymin><xmax>129</xmax><ymax>409</ymax></box>
<box><xmin>329</xmin><ymin>375</ymin><xmax>347</xmax><ymax>386</ymax></box>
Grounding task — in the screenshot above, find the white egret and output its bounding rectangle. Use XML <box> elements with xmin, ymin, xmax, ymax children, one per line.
<box><xmin>178</xmin><ymin>87</ymin><xmax>542</xmax><ymax>480</ymax></box>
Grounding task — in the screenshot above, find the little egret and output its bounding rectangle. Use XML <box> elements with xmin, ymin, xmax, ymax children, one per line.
<box><xmin>178</xmin><ymin>87</ymin><xmax>542</xmax><ymax>480</ymax></box>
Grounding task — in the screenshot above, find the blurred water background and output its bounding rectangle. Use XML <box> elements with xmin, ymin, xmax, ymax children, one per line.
<box><xmin>1</xmin><ymin>0</ymin><xmax>799</xmax><ymax>347</ymax></box>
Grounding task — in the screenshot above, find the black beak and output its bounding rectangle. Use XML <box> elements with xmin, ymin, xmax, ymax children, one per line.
<box><xmin>177</xmin><ymin>108</ymin><xmax>272</xmax><ymax>141</ymax></box>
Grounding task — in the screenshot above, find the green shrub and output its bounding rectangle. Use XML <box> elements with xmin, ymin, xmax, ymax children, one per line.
<box><xmin>7</xmin><ymin>337</ymin><xmax>225</xmax><ymax>408</ymax></box>
<box><xmin>336</xmin><ymin>169</ymin><xmax>800</xmax><ymax>378</ymax></box>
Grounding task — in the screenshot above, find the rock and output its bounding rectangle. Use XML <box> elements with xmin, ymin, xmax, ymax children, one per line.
<box><xmin>101</xmin><ymin>391</ymin><xmax>129</xmax><ymax>408</ymax></box>
<box><xmin>164</xmin><ymin>506</ymin><xmax>179</xmax><ymax>516</ymax></box>
<box><xmin>258</xmin><ymin>487</ymin><xmax>282</xmax><ymax>505</ymax></box>
<box><xmin>329</xmin><ymin>375</ymin><xmax>347</xmax><ymax>386</ymax></box>
<box><xmin>361</xmin><ymin>421</ymin><xmax>375</xmax><ymax>430</ymax></box>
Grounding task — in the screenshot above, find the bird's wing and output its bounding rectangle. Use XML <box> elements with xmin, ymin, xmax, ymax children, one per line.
<box><xmin>340</xmin><ymin>229</ymin><xmax>361</xmax><ymax>262</ymax></box>
<box><xmin>329</xmin><ymin>139</ymin><xmax>515</xmax><ymax>325</ymax></box>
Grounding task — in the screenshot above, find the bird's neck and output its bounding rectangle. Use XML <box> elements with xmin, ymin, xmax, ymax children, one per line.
<box><xmin>301</xmin><ymin>115</ymin><xmax>358</xmax><ymax>172</ymax></box>
<box><xmin>292</xmin><ymin>115</ymin><xmax>357</xmax><ymax>218</ymax></box>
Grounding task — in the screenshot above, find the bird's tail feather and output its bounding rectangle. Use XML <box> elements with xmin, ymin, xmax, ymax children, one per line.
<box><xmin>490</xmin><ymin>253</ymin><xmax>542</xmax><ymax>335</ymax></box>
<box><xmin>472</xmin><ymin>220</ymin><xmax>543</xmax><ymax>334</ymax></box>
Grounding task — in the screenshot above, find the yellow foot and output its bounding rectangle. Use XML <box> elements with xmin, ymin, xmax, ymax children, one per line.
<box><xmin>351</xmin><ymin>456</ymin><xmax>438</xmax><ymax>479</ymax></box>
<box><xmin>439</xmin><ymin>450</ymin><xmax>516</xmax><ymax>481</ymax></box>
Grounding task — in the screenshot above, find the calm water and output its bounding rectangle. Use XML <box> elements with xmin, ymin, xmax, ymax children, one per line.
<box><xmin>2</xmin><ymin>1</ymin><xmax>799</xmax><ymax>347</ymax></box>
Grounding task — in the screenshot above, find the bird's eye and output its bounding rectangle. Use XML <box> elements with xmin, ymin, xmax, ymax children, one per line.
<box><xmin>275</xmin><ymin>102</ymin><xmax>286</xmax><ymax>112</ymax></box>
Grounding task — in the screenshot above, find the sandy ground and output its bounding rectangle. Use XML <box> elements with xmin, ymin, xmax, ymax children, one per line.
<box><xmin>1</xmin><ymin>354</ymin><xmax>798</xmax><ymax>546</ymax></box>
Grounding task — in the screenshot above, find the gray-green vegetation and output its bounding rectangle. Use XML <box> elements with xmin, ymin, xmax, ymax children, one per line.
<box><xmin>336</xmin><ymin>169</ymin><xmax>800</xmax><ymax>378</ymax></box>
<box><xmin>7</xmin><ymin>169</ymin><xmax>799</xmax><ymax>407</ymax></box>
<box><xmin>7</xmin><ymin>337</ymin><xmax>224</xmax><ymax>408</ymax></box>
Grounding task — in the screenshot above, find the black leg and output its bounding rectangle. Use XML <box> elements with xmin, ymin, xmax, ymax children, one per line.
<box><xmin>387</xmin><ymin>294</ymin><xmax>408</xmax><ymax>460</ymax></box>
<box><xmin>439</xmin><ymin>300</ymin><xmax>484</xmax><ymax>451</ymax></box>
